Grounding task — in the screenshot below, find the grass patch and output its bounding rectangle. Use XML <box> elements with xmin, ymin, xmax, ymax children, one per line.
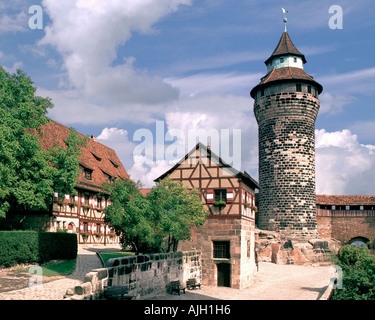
<box><xmin>40</xmin><ymin>259</ymin><xmax>77</xmax><ymax>277</ymax></box>
<box><xmin>18</xmin><ymin>259</ymin><xmax>76</xmax><ymax>277</ymax></box>
<box><xmin>99</xmin><ymin>252</ymin><xmax>135</xmax><ymax>264</ymax></box>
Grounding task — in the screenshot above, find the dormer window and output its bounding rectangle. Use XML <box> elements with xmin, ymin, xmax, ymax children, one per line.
<box><xmin>110</xmin><ymin>159</ymin><xmax>119</xmax><ymax>169</ymax></box>
<box><xmin>91</xmin><ymin>152</ymin><xmax>102</xmax><ymax>162</ymax></box>
<box><xmin>85</xmin><ymin>170</ymin><xmax>92</xmax><ymax>181</ymax></box>
<box><xmin>80</xmin><ymin>164</ymin><xmax>93</xmax><ymax>181</ymax></box>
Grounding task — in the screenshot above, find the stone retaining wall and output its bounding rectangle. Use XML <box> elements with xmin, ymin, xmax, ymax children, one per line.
<box><xmin>64</xmin><ymin>251</ymin><xmax>201</xmax><ymax>300</ymax></box>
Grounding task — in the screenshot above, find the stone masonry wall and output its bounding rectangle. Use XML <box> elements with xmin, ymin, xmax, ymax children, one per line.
<box><xmin>65</xmin><ymin>251</ymin><xmax>201</xmax><ymax>300</ymax></box>
<box><xmin>254</xmin><ymin>84</ymin><xmax>320</xmax><ymax>240</ymax></box>
<box><xmin>178</xmin><ymin>218</ymin><xmax>257</xmax><ymax>289</ymax></box>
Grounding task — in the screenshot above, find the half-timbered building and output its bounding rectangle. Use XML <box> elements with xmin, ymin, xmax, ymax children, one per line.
<box><xmin>31</xmin><ymin>120</ymin><xmax>128</xmax><ymax>244</ymax></box>
<box><xmin>155</xmin><ymin>143</ymin><xmax>259</xmax><ymax>289</ymax></box>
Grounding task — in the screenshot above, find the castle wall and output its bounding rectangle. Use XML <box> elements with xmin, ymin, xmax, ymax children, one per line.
<box><xmin>317</xmin><ymin>209</ymin><xmax>375</xmax><ymax>244</ymax></box>
<box><xmin>65</xmin><ymin>251</ymin><xmax>201</xmax><ymax>300</ymax></box>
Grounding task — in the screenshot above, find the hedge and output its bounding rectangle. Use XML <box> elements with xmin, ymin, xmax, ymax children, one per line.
<box><xmin>0</xmin><ymin>231</ymin><xmax>78</xmax><ymax>268</ymax></box>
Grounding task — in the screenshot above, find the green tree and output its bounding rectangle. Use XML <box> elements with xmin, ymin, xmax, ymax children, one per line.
<box><xmin>147</xmin><ymin>178</ymin><xmax>208</xmax><ymax>252</ymax></box>
<box><xmin>104</xmin><ymin>178</ymin><xmax>208</xmax><ymax>254</ymax></box>
<box><xmin>0</xmin><ymin>67</ymin><xmax>83</xmax><ymax>220</ymax></box>
<box><xmin>104</xmin><ymin>179</ymin><xmax>160</xmax><ymax>254</ymax></box>
<box><xmin>0</xmin><ymin>68</ymin><xmax>52</xmax><ymax>217</ymax></box>
<box><xmin>331</xmin><ymin>245</ymin><xmax>375</xmax><ymax>300</ymax></box>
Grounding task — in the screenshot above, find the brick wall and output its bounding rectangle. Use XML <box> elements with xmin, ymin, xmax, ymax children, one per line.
<box><xmin>317</xmin><ymin>211</ymin><xmax>375</xmax><ymax>244</ymax></box>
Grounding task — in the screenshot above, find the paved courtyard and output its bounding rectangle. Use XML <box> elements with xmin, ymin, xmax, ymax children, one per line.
<box><xmin>150</xmin><ymin>262</ymin><xmax>333</xmax><ymax>300</ymax></box>
<box><xmin>0</xmin><ymin>244</ymin><xmax>333</xmax><ymax>300</ymax></box>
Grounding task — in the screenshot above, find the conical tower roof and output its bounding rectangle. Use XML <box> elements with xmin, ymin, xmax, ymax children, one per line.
<box><xmin>264</xmin><ymin>31</ymin><xmax>307</xmax><ymax>65</ymax></box>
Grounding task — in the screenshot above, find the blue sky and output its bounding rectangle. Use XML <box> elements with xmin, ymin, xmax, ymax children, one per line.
<box><xmin>1</xmin><ymin>0</ymin><xmax>375</xmax><ymax>194</ymax></box>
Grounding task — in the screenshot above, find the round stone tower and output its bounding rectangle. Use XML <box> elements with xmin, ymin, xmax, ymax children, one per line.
<box><xmin>250</xmin><ymin>28</ymin><xmax>323</xmax><ymax>240</ymax></box>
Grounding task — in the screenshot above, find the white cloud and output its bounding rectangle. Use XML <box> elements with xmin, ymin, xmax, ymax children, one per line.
<box><xmin>38</xmin><ymin>0</ymin><xmax>191</xmax><ymax>124</ymax></box>
<box><xmin>315</xmin><ymin>129</ymin><xmax>359</xmax><ymax>151</ymax></box>
<box><xmin>96</xmin><ymin>127</ymin><xmax>136</xmax><ymax>173</ymax></box>
<box><xmin>0</xmin><ymin>11</ymin><xmax>27</xmax><ymax>34</ymax></box>
<box><xmin>315</xmin><ymin>129</ymin><xmax>375</xmax><ymax>195</ymax></box>
<box><xmin>320</xmin><ymin>67</ymin><xmax>375</xmax><ymax>97</ymax></box>
<box><xmin>165</xmin><ymin>51</ymin><xmax>267</xmax><ymax>74</ymax></box>
<box><xmin>124</xmin><ymin>93</ymin><xmax>259</xmax><ymax>188</ymax></box>
<box><xmin>128</xmin><ymin>157</ymin><xmax>172</xmax><ymax>188</ymax></box>
<box><xmin>3</xmin><ymin>61</ymin><xmax>24</xmax><ymax>74</ymax></box>
<box><xmin>319</xmin><ymin>93</ymin><xmax>355</xmax><ymax>115</ymax></box>
<box><xmin>165</xmin><ymin>72</ymin><xmax>261</xmax><ymax>98</ymax></box>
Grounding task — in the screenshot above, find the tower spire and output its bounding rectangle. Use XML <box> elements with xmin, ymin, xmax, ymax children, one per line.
<box><xmin>282</xmin><ymin>8</ymin><xmax>288</xmax><ymax>32</ymax></box>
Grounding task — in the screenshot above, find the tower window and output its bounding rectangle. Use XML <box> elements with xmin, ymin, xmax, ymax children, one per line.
<box><xmin>280</xmin><ymin>57</ymin><xmax>284</xmax><ymax>63</ymax></box>
<box><xmin>296</xmin><ymin>84</ymin><xmax>302</xmax><ymax>92</ymax></box>
<box><xmin>260</xmin><ymin>89</ymin><xmax>264</xmax><ymax>97</ymax></box>
<box><xmin>308</xmin><ymin>86</ymin><xmax>312</xmax><ymax>94</ymax></box>
<box><xmin>294</xmin><ymin>57</ymin><xmax>297</xmax><ymax>63</ymax></box>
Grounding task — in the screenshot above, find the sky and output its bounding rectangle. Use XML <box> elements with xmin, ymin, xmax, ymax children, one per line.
<box><xmin>1</xmin><ymin>0</ymin><xmax>374</xmax><ymax>195</ymax></box>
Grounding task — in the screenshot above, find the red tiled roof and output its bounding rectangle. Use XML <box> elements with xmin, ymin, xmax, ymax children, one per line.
<box><xmin>316</xmin><ymin>195</ymin><xmax>375</xmax><ymax>206</ymax></box>
<box><xmin>250</xmin><ymin>67</ymin><xmax>323</xmax><ymax>98</ymax></box>
<box><xmin>265</xmin><ymin>31</ymin><xmax>306</xmax><ymax>65</ymax></box>
<box><xmin>37</xmin><ymin>120</ymin><xmax>129</xmax><ymax>193</ymax></box>
<box><xmin>259</xmin><ymin>67</ymin><xmax>315</xmax><ymax>85</ymax></box>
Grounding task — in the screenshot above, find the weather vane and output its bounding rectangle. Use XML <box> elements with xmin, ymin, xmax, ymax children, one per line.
<box><xmin>282</xmin><ymin>8</ymin><xmax>288</xmax><ymax>32</ymax></box>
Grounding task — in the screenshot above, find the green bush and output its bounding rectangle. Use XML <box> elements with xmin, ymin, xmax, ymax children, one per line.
<box><xmin>0</xmin><ymin>231</ymin><xmax>39</xmax><ymax>267</ymax></box>
<box><xmin>331</xmin><ymin>245</ymin><xmax>375</xmax><ymax>300</ymax></box>
<box><xmin>0</xmin><ymin>231</ymin><xmax>77</xmax><ymax>268</ymax></box>
<box><xmin>38</xmin><ymin>232</ymin><xmax>77</xmax><ymax>262</ymax></box>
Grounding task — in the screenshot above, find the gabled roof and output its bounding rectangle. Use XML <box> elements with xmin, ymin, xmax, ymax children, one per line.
<box><xmin>316</xmin><ymin>195</ymin><xmax>375</xmax><ymax>206</ymax></box>
<box><xmin>154</xmin><ymin>142</ymin><xmax>259</xmax><ymax>190</ymax></box>
<box><xmin>265</xmin><ymin>31</ymin><xmax>306</xmax><ymax>65</ymax></box>
<box><xmin>37</xmin><ymin>119</ymin><xmax>129</xmax><ymax>193</ymax></box>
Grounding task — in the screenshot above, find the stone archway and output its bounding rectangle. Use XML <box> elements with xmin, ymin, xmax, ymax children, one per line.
<box><xmin>349</xmin><ymin>236</ymin><xmax>370</xmax><ymax>247</ymax></box>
